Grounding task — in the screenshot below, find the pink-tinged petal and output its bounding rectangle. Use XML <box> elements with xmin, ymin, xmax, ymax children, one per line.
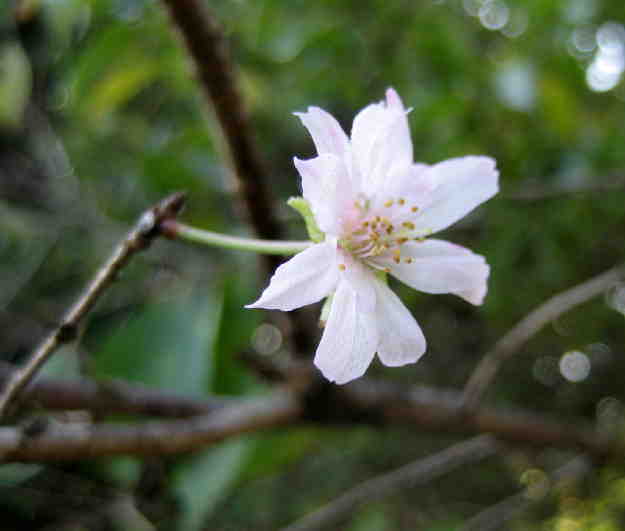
<box><xmin>415</xmin><ymin>156</ymin><xmax>499</xmax><ymax>234</ymax></box>
<box><xmin>370</xmin><ymin>163</ymin><xmax>432</xmax><ymax>212</ymax></box>
<box><xmin>294</xmin><ymin>154</ymin><xmax>355</xmax><ymax>236</ymax></box>
<box><xmin>372</xmin><ymin>239</ymin><xmax>489</xmax><ymax>305</ymax></box>
<box><xmin>314</xmin><ymin>273</ymin><xmax>378</xmax><ymax>384</ymax></box>
<box><xmin>383</xmin><ymin>88</ymin><xmax>413</xmax><ymax>169</ymax></box>
<box><xmin>350</xmin><ymin>90</ymin><xmax>413</xmax><ymax>196</ymax></box>
<box><xmin>294</xmin><ymin>106</ymin><xmax>349</xmax><ymax>157</ymax></box>
<box><xmin>374</xmin><ymin>280</ymin><xmax>426</xmax><ymax>367</ymax></box>
<box><xmin>246</xmin><ymin>242</ymin><xmax>339</xmax><ymax>311</ymax></box>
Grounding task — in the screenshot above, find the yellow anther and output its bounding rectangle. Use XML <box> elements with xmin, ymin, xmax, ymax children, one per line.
<box><xmin>375</xmin><ymin>215</ymin><xmax>381</xmax><ymax>222</ymax></box>
<box><xmin>381</xmin><ymin>217</ymin><xmax>391</xmax><ymax>226</ymax></box>
<box><xmin>384</xmin><ymin>199</ymin><xmax>394</xmax><ymax>208</ymax></box>
<box><xmin>362</xmin><ymin>221</ymin><xmax>369</xmax><ymax>228</ymax></box>
<box><xmin>404</xmin><ymin>257</ymin><xmax>413</xmax><ymax>264</ymax></box>
<box><xmin>402</xmin><ymin>221</ymin><xmax>416</xmax><ymax>230</ymax></box>
<box><xmin>370</xmin><ymin>231</ymin><xmax>380</xmax><ymax>241</ymax></box>
<box><xmin>338</xmin><ymin>264</ymin><xmax>346</xmax><ymax>271</ymax></box>
<box><xmin>371</xmin><ymin>222</ymin><xmax>378</xmax><ymax>230</ymax></box>
<box><xmin>396</xmin><ymin>237</ymin><xmax>408</xmax><ymax>245</ymax></box>
<box><xmin>383</xmin><ymin>267</ymin><xmax>391</xmax><ymax>273</ymax></box>
<box><xmin>411</xmin><ymin>206</ymin><xmax>418</xmax><ymax>213</ymax></box>
<box><xmin>392</xmin><ymin>249</ymin><xmax>401</xmax><ymax>264</ymax></box>
<box><xmin>398</xmin><ymin>198</ymin><xmax>406</xmax><ymax>205</ymax></box>
<box><xmin>386</xmin><ymin>225</ymin><xmax>394</xmax><ymax>235</ymax></box>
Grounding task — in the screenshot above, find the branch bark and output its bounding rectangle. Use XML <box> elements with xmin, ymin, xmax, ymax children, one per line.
<box><xmin>0</xmin><ymin>193</ymin><xmax>187</xmax><ymax>418</ymax></box>
<box><xmin>160</xmin><ymin>0</ymin><xmax>282</xmax><ymax>246</ymax></box>
<box><xmin>0</xmin><ymin>375</ymin><xmax>622</xmax><ymax>461</ymax></box>
<box><xmin>462</xmin><ymin>264</ymin><xmax>625</xmax><ymax>409</ymax></box>
<box><xmin>0</xmin><ymin>362</ymin><xmax>229</xmax><ymax>418</ymax></box>
<box><xmin>159</xmin><ymin>0</ymin><xmax>317</xmax><ymax>362</ymax></box>
<box><xmin>0</xmin><ymin>391</ymin><xmax>299</xmax><ymax>461</ymax></box>
<box><xmin>339</xmin><ymin>380</ymin><xmax>617</xmax><ymax>459</ymax></box>
<box><xmin>281</xmin><ymin>435</ymin><xmax>498</xmax><ymax>531</ymax></box>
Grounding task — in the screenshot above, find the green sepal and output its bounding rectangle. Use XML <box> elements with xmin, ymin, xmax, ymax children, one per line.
<box><xmin>287</xmin><ymin>196</ymin><xmax>324</xmax><ymax>243</ymax></box>
<box><xmin>319</xmin><ymin>294</ymin><xmax>333</xmax><ymax>327</ymax></box>
<box><xmin>374</xmin><ymin>270</ymin><xmax>388</xmax><ymax>284</ymax></box>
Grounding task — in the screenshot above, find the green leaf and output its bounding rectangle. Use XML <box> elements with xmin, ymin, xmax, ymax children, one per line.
<box><xmin>0</xmin><ymin>43</ymin><xmax>32</xmax><ymax>129</ymax></box>
<box><xmin>173</xmin><ymin>438</ymin><xmax>253</xmax><ymax>531</ymax></box>
<box><xmin>92</xmin><ymin>289</ymin><xmax>222</xmax><ymax>395</ymax></box>
<box><xmin>287</xmin><ymin>196</ymin><xmax>324</xmax><ymax>243</ymax></box>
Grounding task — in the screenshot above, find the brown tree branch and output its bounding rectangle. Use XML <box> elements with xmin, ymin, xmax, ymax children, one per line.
<box><xmin>0</xmin><ymin>374</ymin><xmax>622</xmax><ymax>461</ymax></box>
<box><xmin>0</xmin><ymin>363</ymin><xmax>229</xmax><ymax>418</ymax></box>
<box><xmin>280</xmin><ymin>435</ymin><xmax>499</xmax><ymax>531</ymax></box>
<box><xmin>0</xmin><ymin>391</ymin><xmax>300</xmax><ymax>461</ymax></box>
<box><xmin>160</xmin><ymin>0</ymin><xmax>282</xmax><ymax>246</ymax></box>
<box><xmin>462</xmin><ymin>264</ymin><xmax>625</xmax><ymax>409</ymax></box>
<box><xmin>0</xmin><ymin>193</ymin><xmax>187</xmax><ymax>418</ymax></box>
<box><xmin>159</xmin><ymin>0</ymin><xmax>318</xmax><ymax>362</ymax></box>
<box><xmin>339</xmin><ymin>380</ymin><xmax>617</xmax><ymax>459</ymax></box>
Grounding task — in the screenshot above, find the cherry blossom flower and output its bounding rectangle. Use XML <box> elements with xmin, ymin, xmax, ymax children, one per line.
<box><xmin>247</xmin><ymin>88</ymin><xmax>498</xmax><ymax>384</ymax></box>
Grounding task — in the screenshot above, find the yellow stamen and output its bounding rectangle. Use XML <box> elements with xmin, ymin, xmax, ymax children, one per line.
<box><xmin>338</xmin><ymin>264</ymin><xmax>346</xmax><ymax>271</ymax></box>
<box><xmin>383</xmin><ymin>267</ymin><xmax>391</xmax><ymax>273</ymax></box>
<box><xmin>398</xmin><ymin>198</ymin><xmax>406</xmax><ymax>205</ymax></box>
<box><xmin>392</xmin><ymin>249</ymin><xmax>401</xmax><ymax>264</ymax></box>
<box><xmin>402</xmin><ymin>221</ymin><xmax>416</xmax><ymax>230</ymax></box>
<box><xmin>404</xmin><ymin>257</ymin><xmax>413</xmax><ymax>264</ymax></box>
<box><xmin>384</xmin><ymin>199</ymin><xmax>394</xmax><ymax>208</ymax></box>
<box><xmin>396</xmin><ymin>237</ymin><xmax>408</xmax><ymax>245</ymax></box>
<box><xmin>411</xmin><ymin>206</ymin><xmax>418</xmax><ymax>213</ymax></box>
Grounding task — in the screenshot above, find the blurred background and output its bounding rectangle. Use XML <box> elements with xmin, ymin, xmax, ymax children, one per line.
<box><xmin>2</xmin><ymin>0</ymin><xmax>625</xmax><ymax>529</ymax></box>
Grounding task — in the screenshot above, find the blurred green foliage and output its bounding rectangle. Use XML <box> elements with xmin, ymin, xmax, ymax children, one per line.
<box><xmin>3</xmin><ymin>0</ymin><xmax>625</xmax><ymax>529</ymax></box>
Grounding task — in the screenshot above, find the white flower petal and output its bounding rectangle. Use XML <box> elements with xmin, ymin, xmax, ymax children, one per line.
<box><xmin>383</xmin><ymin>88</ymin><xmax>413</xmax><ymax>169</ymax></box>
<box><xmin>294</xmin><ymin>106</ymin><xmax>349</xmax><ymax>157</ymax></box>
<box><xmin>350</xmin><ymin>89</ymin><xmax>413</xmax><ymax>196</ymax></box>
<box><xmin>294</xmin><ymin>154</ymin><xmax>355</xmax><ymax>236</ymax></box>
<box><xmin>314</xmin><ymin>273</ymin><xmax>378</xmax><ymax>384</ymax></box>
<box><xmin>374</xmin><ymin>280</ymin><xmax>426</xmax><ymax>367</ymax></box>
<box><xmin>415</xmin><ymin>156</ymin><xmax>499</xmax><ymax>234</ymax></box>
<box><xmin>370</xmin><ymin>163</ymin><xmax>432</xmax><ymax>212</ymax></box>
<box><xmin>373</xmin><ymin>239</ymin><xmax>490</xmax><ymax>305</ymax></box>
<box><xmin>246</xmin><ymin>242</ymin><xmax>339</xmax><ymax>311</ymax></box>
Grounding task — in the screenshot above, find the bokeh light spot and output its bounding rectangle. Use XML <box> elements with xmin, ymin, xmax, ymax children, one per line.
<box><xmin>251</xmin><ymin>323</ymin><xmax>283</xmax><ymax>355</ymax></box>
<box><xmin>559</xmin><ymin>351</ymin><xmax>591</xmax><ymax>382</ymax></box>
<box><xmin>479</xmin><ymin>0</ymin><xmax>510</xmax><ymax>30</ymax></box>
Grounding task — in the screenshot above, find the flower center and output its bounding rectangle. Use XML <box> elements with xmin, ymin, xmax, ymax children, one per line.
<box><xmin>339</xmin><ymin>196</ymin><xmax>431</xmax><ymax>270</ymax></box>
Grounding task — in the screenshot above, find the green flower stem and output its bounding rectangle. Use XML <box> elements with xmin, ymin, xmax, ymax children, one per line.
<box><xmin>172</xmin><ymin>222</ymin><xmax>313</xmax><ymax>255</ymax></box>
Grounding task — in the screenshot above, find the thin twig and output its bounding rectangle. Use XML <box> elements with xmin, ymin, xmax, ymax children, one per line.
<box><xmin>0</xmin><ymin>193</ymin><xmax>187</xmax><ymax>418</ymax></box>
<box><xmin>281</xmin><ymin>435</ymin><xmax>498</xmax><ymax>531</ymax></box>
<box><xmin>460</xmin><ymin>456</ymin><xmax>590</xmax><ymax>531</ymax></box>
<box><xmin>462</xmin><ymin>264</ymin><xmax>625</xmax><ymax>409</ymax></box>
<box><xmin>340</xmin><ymin>380</ymin><xmax>616</xmax><ymax>459</ymax></box>
<box><xmin>0</xmin><ymin>391</ymin><xmax>299</xmax><ymax>461</ymax></box>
